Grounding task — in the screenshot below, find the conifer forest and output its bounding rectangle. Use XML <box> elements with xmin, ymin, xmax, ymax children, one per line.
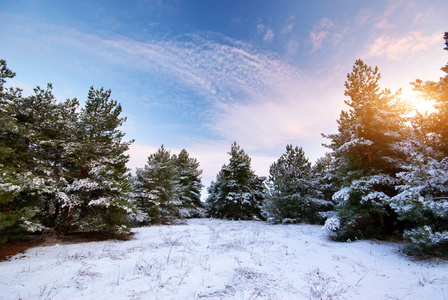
<box><xmin>1</xmin><ymin>32</ymin><xmax>448</xmax><ymax>261</ymax></box>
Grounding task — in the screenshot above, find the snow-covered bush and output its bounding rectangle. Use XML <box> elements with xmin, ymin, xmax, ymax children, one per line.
<box><xmin>404</xmin><ymin>226</ymin><xmax>448</xmax><ymax>256</ymax></box>
<box><xmin>329</xmin><ymin>174</ymin><xmax>400</xmax><ymax>241</ymax></box>
<box><xmin>323</xmin><ymin>216</ymin><xmax>341</xmax><ymax>232</ymax></box>
<box><xmin>391</xmin><ymin>156</ymin><xmax>448</xmax><ymax>256</ymax></box>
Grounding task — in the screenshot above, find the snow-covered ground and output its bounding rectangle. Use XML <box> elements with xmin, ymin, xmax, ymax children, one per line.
<box><xmin>1</xmin><ymin>219</ymin><xmax>447</xmax><ymax>299</ymax></box>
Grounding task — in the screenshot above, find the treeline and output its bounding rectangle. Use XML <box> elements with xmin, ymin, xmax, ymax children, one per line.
<box><xmin>0</xmin><ymin>61</ymin><xmax>203</xmax><ymax>243</ymax></box>
<box><xmin>1</xmin><ymin>32</ymin><xmax>447</xmax><ymax>257</ymax></box>
<box><xmin>206</xmin><ymin>33</ymin><xmax>448</xmax><ymax>257</ymax></box>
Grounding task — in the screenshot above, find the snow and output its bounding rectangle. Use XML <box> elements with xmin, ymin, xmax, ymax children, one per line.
<box><xmin>323</xmin><ymin>216</ymin><xmax>341</xmax><ymax>232</ymax></box>
<box><xmin>1</xmin><ymin>219</ymin><xmax>447</xmax><ymax>299</ymax></box>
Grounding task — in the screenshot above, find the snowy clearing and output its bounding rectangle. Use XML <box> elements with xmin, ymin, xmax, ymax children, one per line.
<box><xmin>1</xmin><ymin>219</ymin><xmax>447</xmax><ymax>299</ymax></box>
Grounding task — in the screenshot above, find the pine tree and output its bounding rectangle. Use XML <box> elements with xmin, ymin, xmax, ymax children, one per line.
<box><xmin>57</xmin><ymin>87</ymin><xmax>134</xmax><ymax>236</ymax></box>
<box><xmin>133</xmin><ymin>145</ymin><xmax>179</xmax><ymax>224</ymax></box>
<box><xmin>1</xmin><ymin>73</ymin><xmax>77</xmax><ymax>240</ymax></box>
<box><xmin>206</xmin><ymin>142</ymin><xmax>266</xmax><ymax>220</ymax></box>
<box><xmin>1</xmin><ymin>61</ymin><xmax>134</xmax><ymax>240</ymax></box>
<box><xmin>0</xmin><ymin>60</ymin><xmax>32</xmax><ymax>243</ymax></box>
<box><xmin>390</xmin><ymin>33</ymin><xmax>448</xmax><ymax>256</ymax></box>
<box><xmin>412</xmin><ymin>32</ymin><xmax>448</xmax><ymax>158</ymax></box>
<box><xmin>310</xmin><ymin>153</ymin><xmax>335</xmax><ymax>202</ymax></box>
<box><xmin>175</xmin><ymin>149</ymin><xmax>204</xmax><ymax>218</ymax></box>
<box><xmin>15</xmin><ymin>85</ymin><xmax>82</xmax><ymax>233</ymax></box>
<box><xmin>323</xmin><ymin>59</ymin><xmax>408</xmax><ymax>240</ymax></box>
<box><xmin>266</xmin><ymin>145</ymin><xmax>329</xmax><ymax>223</ymax></box>
<box><xmin>391</xmin><ymin>155</ymin><xmax>448</xmax><ymax>256</ymax></box>
<box><xmin>309</xmin><ymin>153</ymin><xmax>336</xmax><ymax>222</ymax></box>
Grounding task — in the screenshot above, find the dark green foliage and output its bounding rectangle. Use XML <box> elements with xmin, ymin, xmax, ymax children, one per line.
<box><xmin>175</xmin><ymin>149</ymin><xmax>204</xmax><ymax>217</ymax></box>
<box><xmin>310</xmin><ymin>153</ymin><xmax>336</xmax><ymax>205</ymax></box>
<box><xmin>266</xmin><ymin>145</ymin><xmax>333</xmax><ymax>223</ymax></box>
<box><xmin>391</xmin><ymin>33</ymin><xmax>448</xmax><ymax>256</ymax></box>
<box><xmin>206</xmin><ymin>142</ymin><xmax>266</xmax><ymax>220</ymax></box>
<box><xmin>323</xmin><ymin>59</ymin><xmax>408</xmax><ymax>240</ymax></box>
<box><xmin>0</xmin><ymin>60</ymin><xmax>44</xmax><ymax>242</ymax></box>
<box><xmin>133</xmin><ymin>145</ymin><xmax>179</xmax><ymax>224</ymax></box>
<box><xmin>66</xmin><ymin>87</ymin><xmax>134</xmax><ymax>236</ymax></box>
<box><xmin>391</xmin><ymin>156</ymin><xmax>448</xmax><ymax>256</ymax></box>
<box><xmin>0</xmin><ymin>60</ymin><xmax>134</xmax><ymax>241</ymax></box>
<box><xmin>133</xmin><ymin>146</ymin><xmax>203</xmax><ymax>224</ymax></box>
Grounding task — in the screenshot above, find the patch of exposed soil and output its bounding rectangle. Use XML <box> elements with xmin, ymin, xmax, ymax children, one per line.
<box><xmin>0</xmin><ymin>231</ymin><xmax>134</xmax><ymax>261</ymax></box>
<box><xmin>0</xmin><ymin>237</ymin><xmax>44</xmax><ymax>261</ymax></box>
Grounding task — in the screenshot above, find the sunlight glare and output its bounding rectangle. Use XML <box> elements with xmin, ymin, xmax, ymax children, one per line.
<box><xmin>401</xmin><ymin>88</ymin><xmax>437</xmax><ymax>115</ymax></box>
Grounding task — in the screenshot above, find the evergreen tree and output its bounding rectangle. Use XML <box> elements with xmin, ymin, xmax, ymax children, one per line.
<box><xmin>310</xmin><ymin>153</ymin><xmax>335</xmax><ymax>201</ymax></box>
<box><xmin>1</xmin><ymin>60</ymin><xmax>134</xmax><ymax>240</ymax></box>
<box><xmin>412</xmin><ymin>32</ymin><xmax>448</xmax><ymax>158</ymax></box>
<box><xmin>323</xmin><ymin>59</ymin><xmax>408</xmax><ymax>240</ymax></box>
<box><xmin>0</xmin><ymin>60</ymin><xmax>34</xmax><ymax>243</ymax></box>
<box><xmin>175</xmin><ymin>149</ymin><xmax>204</xmax><ymax>217</ymax></box>
<box><xmin>57</xmin><ymin>87</ymin><xmax>134</xmax><ymax>236</ymax></box>
<box><xmin>133</xmin><ymin>146</ymin><xmax>204</xmax><ymax>223</ymax></box>
<box><xmin>391</xmin><ymin>155</ymin><xmax>448</xmax><ymax>256</ymax></box>
<box><xmin>206</xmin><ymin>142</ymin><xmax>266</xmax><ymax>220</ymax></box>
<box><xmin>266</xmin><ymin>145</ymin><xmax>330</xmax><ymax>223</ymax></box>
<box><xmin>133</xmin><ymin>145</ymin><xmax>179</xmax><ymax>224</ymax></box>
<box><xmin>0</xmin><ymin>75</ymin><xmax>77</xmax><ymax>240</ymax></box>
<box><xmin>390</xmin><ymin>33</ymin><xmax>448</xmax><ymax>256</ymax></box>
<box><xmin>309</xmin><ymin>153</ymin><xmax>336</xmax><ymax>222</ymax></box>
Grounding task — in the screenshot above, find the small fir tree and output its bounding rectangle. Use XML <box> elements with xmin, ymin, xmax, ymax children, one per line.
<box><xmin>174</xmin><ymin>149</ymin><xmax>204</xmax><ymax>218</ymax></box>
<box><xmin>266</xmin><ymin>145</ymin><xmax>328</xmax><ymax>223</ymax></box>
<box><xmin>133</xmin><ymin>145</ymin><xmax>179</xmax><ymax>224</ymax></box>
<box><xmin>206</xmin><ymin>142</ymin><xmax>266</xmax><ymax>220</ymax></box>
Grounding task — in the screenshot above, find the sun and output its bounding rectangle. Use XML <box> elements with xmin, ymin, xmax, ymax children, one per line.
<box><xmin>400</xmin><ymin>88</ymin><xmax>437</xmax><ymax>115</ymax></box>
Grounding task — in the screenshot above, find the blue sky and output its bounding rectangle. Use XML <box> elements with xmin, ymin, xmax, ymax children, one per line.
<box><xmin>1</xmin><ymin>0</ymin><xmax>447</xmax><ymax>193</ymax></box>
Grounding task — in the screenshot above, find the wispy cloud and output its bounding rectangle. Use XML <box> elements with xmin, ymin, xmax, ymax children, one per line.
<box><xmin>282</xmin><ymin>24</ymin><xmax>294</xmax><ymax>34</ymax></box>
<box><xmin>309</xmin><ymin>18</ymin><xmax>334</xmax><ymax>51</ymax></box>
<box><xmin>354</xmin><ymin>8</ymin><xmax>374</xmax><ymax>26</ymax></box>
<box><xmin>63</xmin><ymin>25</ymin><xmax>334</xmax><ymax>183</ymax></box>
<box><xmin>282</xmin><ymin>16</ymin><xmax>295</xmax><ymax>34</ymax></box>
<box><xmin>362</xmin><ymin>31</ymin><xmax>442</xmax><ymax>60</ymax></box>
<box><xmin>53</xmin><ymin>29</ymin><xmax>295</xmax><ymax>104</ymax></box>
<box><xmin>263</xmin><ymin>29</ymin><xmax>275</xmax><ymax>42</ymax></box>
<box><xmin>11</xmin><ymin>21</ymin><xmax>342</xmax><ymax>191</ymax></box>
<box><xmin>257</xmin><ymin>24</ymin><xmax>275</xmax><ymax>42</ymax></box>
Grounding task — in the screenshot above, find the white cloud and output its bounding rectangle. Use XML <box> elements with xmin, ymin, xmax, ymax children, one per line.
<box><xmin>354</xmin><ymin>8</ymin><xmax>373</xmax><ymax>26</ymax></box>
<box><xmin>282</xmin><ymin>15</ymin><xmax>295</xmax><ymax>34</ymax></box>
<box><xmin>309</xmin><ymin>18</ymin><xmax>334</xmax><ymax>51</ymax></box>
<box><xmin>282</xmin><ymin>23</ymin><xmax>294</xmax><ymax>34</ymax></box>
<box><xmin>374</xmin><ymin>0</ymin><xmax>402</xmax><ymax>30</ymax></box>
<box><xmin>15</xmin><ymin>23</ymin><xmax>342</xmax><ymax>195</ymax></box>
<box><xmin>257</xmin><ymin>24</ymin><xmax>266</xmax><ymax>34</ymax></box>
<box><xmin>257</xmin><ymin>24</ymin><xmax>275</xmax><ymax>42</ymax></box>
<box><xmin>105</xmin><ymin>28</ymin><xmax>336</xmax><ymax>196</ymax></box>
<box><xmin>263</xmin><ymin>29</ymin><xmax>275</xmax><ymax>42</ymax></box>
<box><xmin>362</xmin><ymin>31</ymin><xmax>442</xmax><ymax>60</ymax></box>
